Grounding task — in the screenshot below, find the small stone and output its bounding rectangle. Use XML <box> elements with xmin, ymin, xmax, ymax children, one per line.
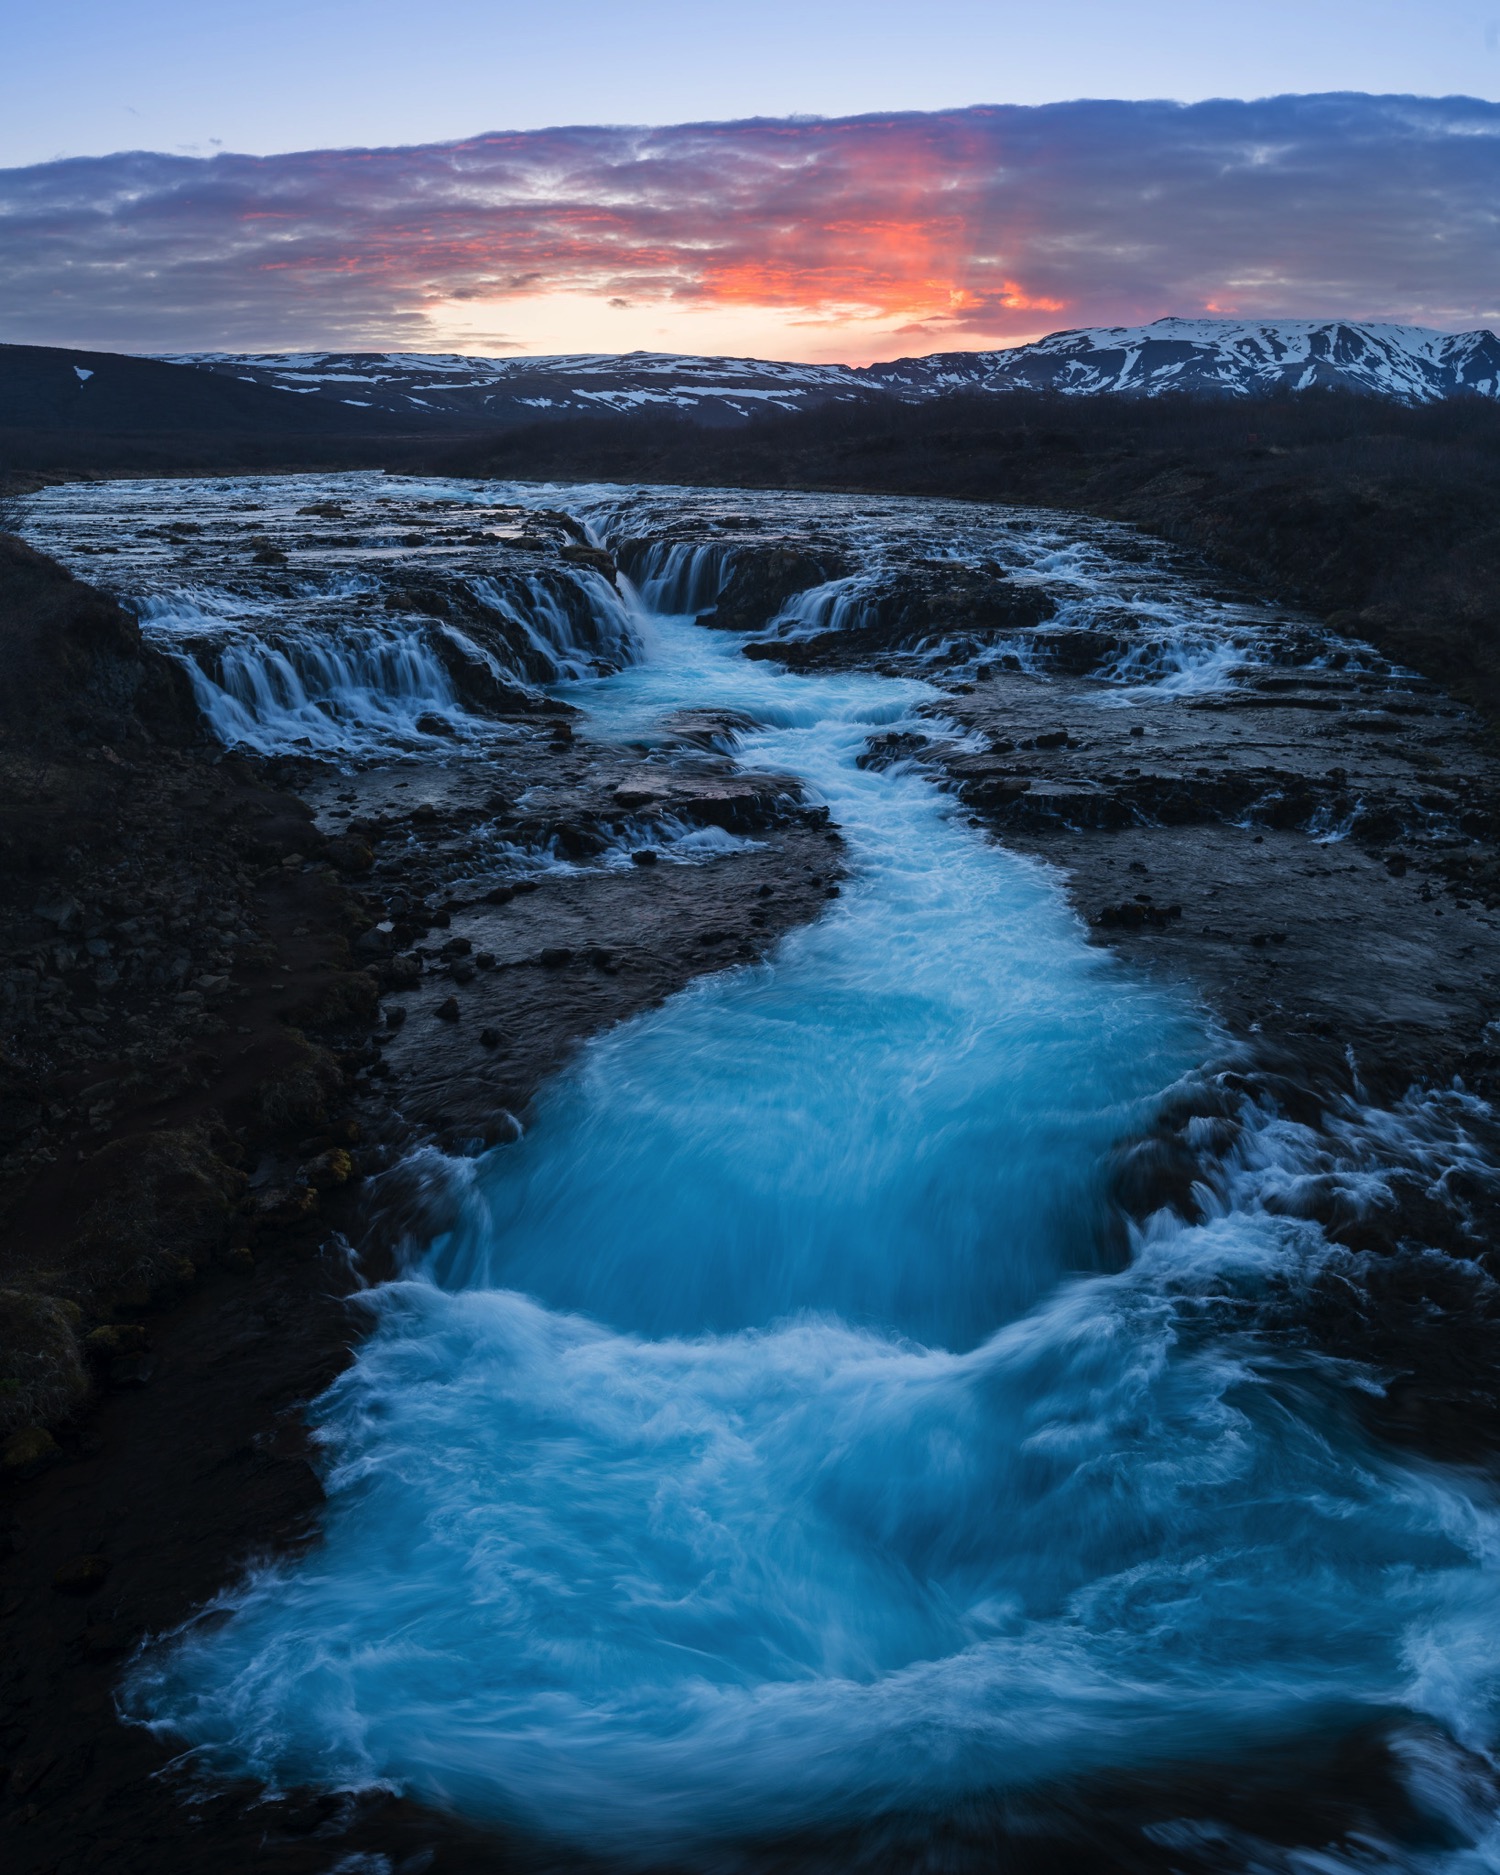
<box><xmin>450</xmin><ymin>961</ymin><xmax>477</xmax><ymax>984</ymax></box>
<box><xmin>385</xmin><ymin>1005</ymin><xmax>408</xmax><ymax>1028</ymax></box>
<box><xmin>299</xmin><ymin>1147</ymin><xmax>354</xmax><ymax>1190</ymax></box>
<box><xmin>479</xmin><ymin>1027</ymin><xmax>502</xmax><ymax>1049</ymax></box>
<box><xmin>249</xmin><ymin>1184</ymin><xmax>320</xmax><ymax>1227</ymax></box>
<box><xmin>326</xmin><ymin>837</ymin><xmax>374</xmax><ymax>875</ymax></box>
<box><xmin>441</xmin><ymin>936</ymin><xmax>472</xmax><ymax>958</ymax></box>
<box><xmin>475</xmin><ymin>951</ymin><xmax>497</xmax><ymax>970</ymax></box>
<box><xmin>631</xmin><ymin>850</ymin><xmax>659</xmax><ymax>867</ymax></box>
<box><xmin>538</xmin><ymin>948</ymin><xmax>572</xmax><ymax>968</ymax></box>
<box><xmin>84</xmin><ymin>1324</ymin><xmax>149</xmax><ymax>1360</ymax></box>
<box><xmin>436</xmin><ymin>996</ymin><xmax>461</xmax><ymax>1021</ymax></box>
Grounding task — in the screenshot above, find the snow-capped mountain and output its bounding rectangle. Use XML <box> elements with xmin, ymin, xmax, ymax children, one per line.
<box><xmin>160</xmin><ymin>318</ymin><xmax>1500</xmax><ymax>428</ymax></box>
<box><xmin>154</xmin><ymin>349</ymin><xmax>873</xmax><ymax>427</ymax></box>
<box><xmin>869</xmin><ymin>319</ymin><xmax>1500</xmax><ymax>403</ymax></box>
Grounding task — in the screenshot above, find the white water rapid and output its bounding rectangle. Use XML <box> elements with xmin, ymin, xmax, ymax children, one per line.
<box><xmin>112</xmin><ymin>522</ymin><xmax>1500</xmax><ymax>1872</ymax></box>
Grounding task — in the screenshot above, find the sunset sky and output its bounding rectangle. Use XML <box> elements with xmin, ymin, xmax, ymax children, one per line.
<box><xmin>3</xmin><ymin>1</ymin><xmax>1499</xmax><ymax>361</ymax></box>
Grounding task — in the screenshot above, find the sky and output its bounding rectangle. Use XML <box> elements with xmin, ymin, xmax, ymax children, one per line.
<box><xmin>3</xmin><ymin>0</ymin><xmax>1500</xmax><ymax>361</ymax></box>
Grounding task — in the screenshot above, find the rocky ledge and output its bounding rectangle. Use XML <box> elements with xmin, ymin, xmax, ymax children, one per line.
<box><xmin>0</xmin><ymin>536</ymin><xmax>837</xmax><ymax>1871</ymax></box>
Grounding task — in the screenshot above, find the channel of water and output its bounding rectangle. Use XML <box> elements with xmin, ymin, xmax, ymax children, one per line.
<box><xmin>107</xmin><ymin>514</ymin><xmax>1500</xmax><ymax>1869</ymax></box>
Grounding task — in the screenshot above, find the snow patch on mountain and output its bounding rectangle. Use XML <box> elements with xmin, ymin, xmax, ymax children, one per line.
<box><xmin>873</xmin><ymin>319</ymin><xmax>1500</xmax><ymax>403</ymax></box>
<box><xmin>160</xmin><ymin>318</ymin><xmax>1500</xmax><ymax>426</ymax></box>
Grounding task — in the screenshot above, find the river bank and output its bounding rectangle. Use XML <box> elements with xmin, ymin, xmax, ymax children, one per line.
<box><xmin>0</xmin><ymin>503</ymin><xmax>838</xmax><ymax>1872</ymax></box>
<box><xmin>5</xmin><ymin>474</ymin><xmax>1500</xmax><ymax>1872</ymax></box>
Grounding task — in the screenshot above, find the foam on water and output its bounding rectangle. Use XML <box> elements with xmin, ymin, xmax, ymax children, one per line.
<box><xmin>122</xmin><ymin>551</ymin><xmax>1500</xmax><ymax>1867</ymax></box>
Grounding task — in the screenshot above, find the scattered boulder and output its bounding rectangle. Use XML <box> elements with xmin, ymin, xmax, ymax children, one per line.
<box><xmin>298</xmin><ymin>1148</ymin><xmax>354</xmax><ymax>1190</ymax></box>
<box><xmin>1095</xmin><ymin>900</ymin><xmax>1184</xmax><ymax>931</ymax></box>
<box><xmin>256</xmin><ymin>1043</ymin><xmax>343</xmax><ymax>1136</ymax></box>
<box><xmin>248</xmin><ymin>1184</ymin><xmax>319</xmax><ymax>1228</ymax></box>
<box><xmin>1</xmin><ymin>1423</ymin><xmax>60</xmax><ymax>1478</ymax></box>
<box><xmin>0</xmin><ymin>1288</ymin><xmax>86</xmax><ymax>1437</ymax></box>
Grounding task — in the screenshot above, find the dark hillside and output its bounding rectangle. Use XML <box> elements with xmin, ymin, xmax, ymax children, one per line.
<box><xmin>447</xmin><ymin>393</ymin><xmax>1500</xmax><ymax>723</ymax></box>
<box><xmin>0</xmin><ymin>344</ymin><xmax>444</xmax><ymax>435</ymax></box>
<box><xmin>0</xmin><ymin>344</ymin><xmax>444</xmax><ymax>481</ymax></box>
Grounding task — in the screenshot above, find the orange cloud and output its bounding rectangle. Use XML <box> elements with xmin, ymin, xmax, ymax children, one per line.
<box><xmin>4</xmin><ymin>98</ymin><xmax>1498</xmax><ymax>356</ymax></box>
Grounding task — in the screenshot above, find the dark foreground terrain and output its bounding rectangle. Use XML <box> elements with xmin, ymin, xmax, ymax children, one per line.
<box><xmin>4</xmin><ymin>455</ymin><xmax>1500</xmax><ymax>1871</ymax></box>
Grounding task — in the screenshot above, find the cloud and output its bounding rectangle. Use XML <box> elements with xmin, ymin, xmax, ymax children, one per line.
<box><xmin>1</xmin><ymin>95</ymin><xmax>1498</xmax><ymax>359</ymax></box>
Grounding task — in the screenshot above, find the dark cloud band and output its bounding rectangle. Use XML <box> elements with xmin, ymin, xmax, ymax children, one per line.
<box><xmin>1</xmin><ymin>95</ymin><xmax>1497</xmax><ymax>354</ymax></box>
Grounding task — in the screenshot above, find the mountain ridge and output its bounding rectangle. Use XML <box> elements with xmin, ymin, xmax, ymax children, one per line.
<box><xmin>158</xmin><ymin>317</ymin><xmax>1500</xmax><ymax>427</ymax></box>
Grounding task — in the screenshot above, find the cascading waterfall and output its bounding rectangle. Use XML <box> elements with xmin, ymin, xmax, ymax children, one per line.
<box><xmin>620</xmin><ymin>536</ymin><xmax>739</xmax><ymax>615</ymax></box>
<box><xmin>180</xmin><ymin>628</ymin><xmax>473</xmax><ymax>755</ymax></box>
<box><xmin>120</xmin><ymin>523</ymin><xmax>1500</xmax><ymax>1871</ymax></box>
<box><xmin>163</xmin><ymin>572</ymin><xmax>639</xmax><ymax>756</ymax></box>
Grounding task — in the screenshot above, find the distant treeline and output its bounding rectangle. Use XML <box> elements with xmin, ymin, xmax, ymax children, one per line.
<box><xmin>444</xmin><ymin>390</ymin><xmax>1500</xmax><ymax>726</ymax></box>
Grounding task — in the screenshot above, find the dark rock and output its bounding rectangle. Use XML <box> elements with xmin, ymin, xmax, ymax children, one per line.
<box><xmin>1</xmin><ymin>1424</ymin><xmax>60</xmax><ymax>1479</ymax></box>
<box><xmin>325</xmin><ymin>836</ymin><xmax>374</xmax><ymax>875</ymax></box>
<box><xmin>695</xmin><ymin>545</ymin><xmax>849</xmax><ymax>632</ymax></box>
<box><xmin>1094</xmin><ymin>901</ymin><xmax>1184</xmax><ymax>931</ymax></box>
<box><xmin>743</xmin><ymin>562</ymin><xmax>1056</xmax><ymax>671</ymax></box>
<box><xmin>52</xmin><ymin>1554</ymin><xmax>109</xmax><ymax>1594</ymax></box>
<box><xmin>857</xmin><ymin>731</ymin><xmax>927</xmax><ymax>771</ymax></box>
<box><xmin>435</xmin><ymin>996</ymin><xmax>461</xmax><ymax>1021</ymax></box>
<box><xmin>248</xmin><ymin>1184</ymin><xmax>320</xmax><ymax>1228</ymax></box>
<box><xmin>298</xmin><ymin>1148</ymin><xmax>354</xmax><ymax>1190</ymax></box>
